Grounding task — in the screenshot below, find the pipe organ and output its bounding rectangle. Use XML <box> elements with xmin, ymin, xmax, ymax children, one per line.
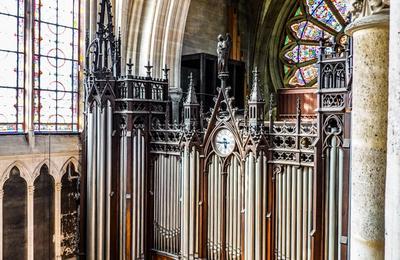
<box><xmin>84</xmin><ymin>1</ymin><xmax>352</xmax><ymax>259</ymax></box>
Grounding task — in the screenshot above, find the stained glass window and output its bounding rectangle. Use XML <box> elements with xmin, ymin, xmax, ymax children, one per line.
<box><xmin>33</xmin><ymin>0</ymin><xmax>80</xmax><ymax>131</ymax></box>
<box><xmin>280</xmin><ymin>0</ymin><xmax>349</xmax><ymax>88</ymax></box>
<box><xmin>0</xmin><ymin>0</ymin><xmax>25</xmax><ymax>132</ymax></box>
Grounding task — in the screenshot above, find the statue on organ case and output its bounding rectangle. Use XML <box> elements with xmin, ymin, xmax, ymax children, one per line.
<box><xmin>217</xmin><ymin>33</ymin><xmax>232</xmax><ymax>75</ymax></box>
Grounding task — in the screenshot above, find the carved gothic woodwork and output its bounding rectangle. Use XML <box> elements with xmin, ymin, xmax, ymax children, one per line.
<box><xmin>314</xmin><ymin>37</ymin><xmax>353</xmax><ymax>260</ymax></box>
<box><xmin>84</xmin><ymin>1</ymin><xmax>353</xmax><ymax>260</ymax></box>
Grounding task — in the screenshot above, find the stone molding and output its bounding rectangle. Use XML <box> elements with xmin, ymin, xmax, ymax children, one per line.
<box><xmin>345</xmin><ymin>13</ymin><xmax>389</xmax><ymax>36</ymax></box>
<box><xmin>350</xmin><ymin>0</ymin><xmax>390</xmax><ymax>20</ymax></box>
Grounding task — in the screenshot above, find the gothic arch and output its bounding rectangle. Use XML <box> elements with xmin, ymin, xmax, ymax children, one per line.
<box><xmin>126</xmin><ymin>0</ymin><xmax>191</xmax><ymax>90</ymax></box>
<box><xmin>32</xmin><ymin>159</ymin><xmax>60</xmax><ymax>183</ymax></box>
<box><xmin>1</xmin><ymin>161</ymin><xmax>30</xmax><ymax>188</ymax></box>
<box><xmin>60</xmin><ymin>157</ymin><xmax>81</xmax><ymax>176</ymax></box>
<box><xmin>252</xmin><ymin>0</ymin><xmax>296</xmax><ymax>92</ymax></box>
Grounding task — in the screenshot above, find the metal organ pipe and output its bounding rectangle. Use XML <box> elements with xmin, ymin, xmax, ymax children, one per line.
<box><xmin>132</xmin><ymin>132</ymin><xmax>138</xmax><ymax>258</ymax></box>
<box><xmin>254</xmin><ymin>153</ymin><xmax>262</xmax><ymax>259</ymax></box>
<box><xmin>303</xmin><ymin>166</ymin><xmax>309</xmax><ymax>260</ymax></box>
<box><xmin>87</xmin><ymin>108</ymin><xmax>94</xmax><ymax>260</ymax></box>
<box><xmin>286</xmin><ymin>165</ymin><xmax>292</xmax><ymax>259</ymax></box>
<box><xmin>182</xmin><ymin>146</ymin><xmax>190</xmax><ymax>256</ymax></box>
<box><xmin>262</xmin><ymin>154</ymin><xmax>268</xmax><ymax>260</ymax></box>
<box><xmin>291</xmin><ymin>165</ymin><xmax>297</xmax><ymax>259</ymax></box>
<box><xmin>281</xmin><ymin>163</ymin><xmax>286</xmax><ymax>259</ymax></box>
<box><xmin>189</xmin><ymin>147</ymin><xmax>196</xmax><ymax>255</ymax></box>
<box><xmin>307</xmin><ymin>167</ymin><xmax>313</xmax><ymax>260</ymax></box>
<box><xmin>92</xmin><ymin>105</ymin><xmax>99</xmax><ymax>260</ymax></box>
<box><xmin>273</xmin><ymin>163</ymin><xmax>315</xmax><ymax>260</ymax></box>
<box><xmin>328</xmin><ymin>137</ymin><xmax>337</xmax><ymax>260</ymax></box>
<box><xmin>233</xmin><ymin>157</ymin><xmax>239</xmax><ymax>258</ymax></box>
<box><xmin>296</xmin><ymin>167</ymin><xmax>303</xmax><ymax>260</ymax></box>
<box><xmin>276</xmin><ymin>165</ymin><xmax>282</xmax><ymax>258</ymax></box>
<box><xmin>154</xmin><ymin>156</ymin><xmax>159</xmax><ymax>249</ymax></box>
<box><xmin>105</xmin><ymin>102</ymin><xmax>112</xmax><ymax>260</ymax></box>
<box><xmin>119</xmin><ymin>118</ymin><xmax>127</xmax><ymax>260</ymax></box>
<box><xmin>140</xmin><ymin>131</ymin><xmax>145</xmax><ymax>257</ymax></box>
<box><xmin>97</xmin><ymin>105</ymin><xmax>106</xmax><ymax>259</ymax></box>
<box><xmin>337</xmin><ymin>148</ymin><xmax>344</xmax><ymax>260</ymax></box>
<box><xmin>325</xmin><ymin>135</ymin><xmax>344</xmax><ymax>260</ymax></box>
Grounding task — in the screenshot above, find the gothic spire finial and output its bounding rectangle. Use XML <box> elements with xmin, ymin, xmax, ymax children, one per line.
<box><xmin>145</xmin><ymin>61</ymin><xmax>153</xmax><ymax>78</ymax></box>
<box><xmin>185</xmin><ymin>73</ymin><xmax>198</xmax><ymax>105</ymax></box>
<box><xmin>249</xmin><ymin>66</ymin><xmax>263</xmax><ymax>102</ymax></box>
<box><xmin>162</xmin><ymin>64</ymin><xmax>170</xmax><ymax>81</ymax></box>
<box><xmin>127</xmin><ymin>58</ymin><xmax>134</xmax><ymax>76</ymax></box>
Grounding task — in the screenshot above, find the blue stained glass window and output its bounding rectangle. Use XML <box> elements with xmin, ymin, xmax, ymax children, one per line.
<box><xmin>0</xmin><ymin>0</ymin><xmax>25</xmax><ymax>132</ymax></box>
<box><xmin>33</xmin><ymin>0</ymin><xmax>80</xmax><ymax>132</ymax></box>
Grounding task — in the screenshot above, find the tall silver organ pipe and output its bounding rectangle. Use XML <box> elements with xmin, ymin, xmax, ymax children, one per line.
<box><xmin>119</xmin><ymin>122</ymin><xmax>127</xmax><ymax>259</ymax></box>
<box><xmin>274</xmin><ymin>165</ymin><xmax>314</xmax><ymax>260</ymax></box>
<box><xmin>86</xmin><ymin>101</ymin><xmax>113</xmax><ymax>260</ymax></box>
<box><xmin>325</xmin><ymin>135</ymin><xmax>344</xmax><ymax>260</ymax></box>
<box><xmin>105</xmin><ymin>101</ymin><xmax>112</xmax><ymax>260</ymax></box>
<box><xmin>86</xmin><ymin>106</ymin><xmax>94</xmax><ymax>260</ymax></box>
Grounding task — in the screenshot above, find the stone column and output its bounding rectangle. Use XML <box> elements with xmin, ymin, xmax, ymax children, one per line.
<box><xmin>27</xmin><ymin>185</ymin><xmax>35</xmax><ymax>260</ymax></box>
<box><xmin>385</xmin><ymin>0</ymin><xmax>400</xmax><ymax>258</ymax></box>
<box><xmin>345</xmin><ymin>2</ymin><xmax>389</xmax><ymax>259</ymax></box>
<box><xmin>54</xmin><ymin>182</ymin><xmax>62</xmax><ymax>259</ymax></box>
<box><xmin>0</xmin><ymin>189</ymin><xmax>3</xmax><ymax>260</ymax></box>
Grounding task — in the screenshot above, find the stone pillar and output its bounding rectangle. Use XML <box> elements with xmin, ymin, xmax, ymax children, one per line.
<box><xmin>27</xmin><ymin>185</ymin><xmax>35</xmax><ymax>260</ymax></box>
<box><xmin>0</xmin><ymin>189</ymin><xmax>3</xmax><ymax>260</ymax></box>
<box><xmin>345</xmin><ymin>3</ymin><xmax>389</xmax><ymax>259</ymax></box>
<box><xmin>54</xmin><ymin>182</ymin><xmax>62</xmax><ymax>259</ymax></box>
<box><xmin>385</xmin><ymin>0</ymin><xmax>400</xmax><ymax>258</ymax></box>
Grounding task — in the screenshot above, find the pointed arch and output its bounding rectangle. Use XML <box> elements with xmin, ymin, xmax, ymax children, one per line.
<box><xmin>32</xmin><ymin>159</ymin><xmax>60</xmax><ymax>183</ymax></box>
<box><xmin>1</xmin><ymin>160</ymin><xmax>30</xmax><ymax>187</ymax></box>
<box><xmin>60</xmin><ymin>157</ymin><xmax>81</xmax><ymax>176</ymax></box>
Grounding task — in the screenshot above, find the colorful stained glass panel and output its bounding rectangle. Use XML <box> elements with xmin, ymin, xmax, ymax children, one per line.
<box><xmin>300</xmin><ymin>64</ymin><xmax>318</xmax><ymax>83</ymax></box>
<box><xmin>281</xmin><ymin>0</ymin><xmax>350</xmax><ymax>88</ymax></box>
<box><xmin>284</xmin><ymin>45</ymin><xmax>320</xmax><ymax>64</ymax></box>
<box><xmin>306</xmin><ymin>0</ymin><xmax>342</xmax><ymax>32</ymax></box>
<box><xmin>332</xmin><ymin>0</ymin><xmax>350</xmax><ymax>19</ymax></box>
<box><xmin>290</xmin><ymin>21</ymin><xmax>329</xmax><ymax>41</ymax></box>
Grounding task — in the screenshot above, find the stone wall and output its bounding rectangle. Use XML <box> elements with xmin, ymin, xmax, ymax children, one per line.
<box><xmin>0</xmin><ymin>135</ymin><xmax>81</xmax><ymax>260</ymax></box>
<box><xmin>182</xmin><ymin>0</ymin><xmax>228</xmax><ymax>56</ymax></box>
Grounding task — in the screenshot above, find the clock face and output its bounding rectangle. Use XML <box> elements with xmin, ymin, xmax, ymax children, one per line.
<box><xmin>214</xmin><ymin>128</ymin><xmax>235</xmax><ymax>157</ymax></box>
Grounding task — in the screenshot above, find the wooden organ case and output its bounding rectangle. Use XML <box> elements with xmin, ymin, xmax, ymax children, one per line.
<box><xmin>84</xmin><ymin>1</ymin><xmax>352</xmax><ymax>259</ymax></box>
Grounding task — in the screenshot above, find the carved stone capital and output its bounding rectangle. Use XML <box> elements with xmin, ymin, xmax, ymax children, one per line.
<box><xmin>351</xmin><ymin>0</ymin><xmax>390</xmax><ymax>20</ymax></box>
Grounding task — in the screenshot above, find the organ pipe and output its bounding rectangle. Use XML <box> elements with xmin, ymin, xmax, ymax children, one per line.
<box><xmin>86</xmin><ymin>109</ymin><xmax>94</xmax><ymax>260</ymax></box>
<box><xmin>105</xmin><ymin>102</ymin><xmax>112</xmax><ymax>260</ymax></box>
<box><xmin>97</xmin><ymin>106</ymin><xmax>105</xmax><ymax>259</ymax></box>
<box><xmin>119</xmin><ymin>123</ymin><xmax>127</xmax><ymax>259</ymax></box>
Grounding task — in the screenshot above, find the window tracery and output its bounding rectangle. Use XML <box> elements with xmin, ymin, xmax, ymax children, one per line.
<box><xmin>0</xmin><ymin>0</ymin><xmax>81</xmax><ymax>133</ymax></box>
<box><xmin>280</xmin><ymin>0</ymin><xmax>350</xmax><ymax>88</ymax></box>
<box><xmin>0</xmin><ymin>1</ymin><xmax>25</xmax><ymax>132</ymax></box>
<box><xmin>33</xmin><ymin>0</ymin><xmax>80</xmax><ymax>131</ymax></box>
